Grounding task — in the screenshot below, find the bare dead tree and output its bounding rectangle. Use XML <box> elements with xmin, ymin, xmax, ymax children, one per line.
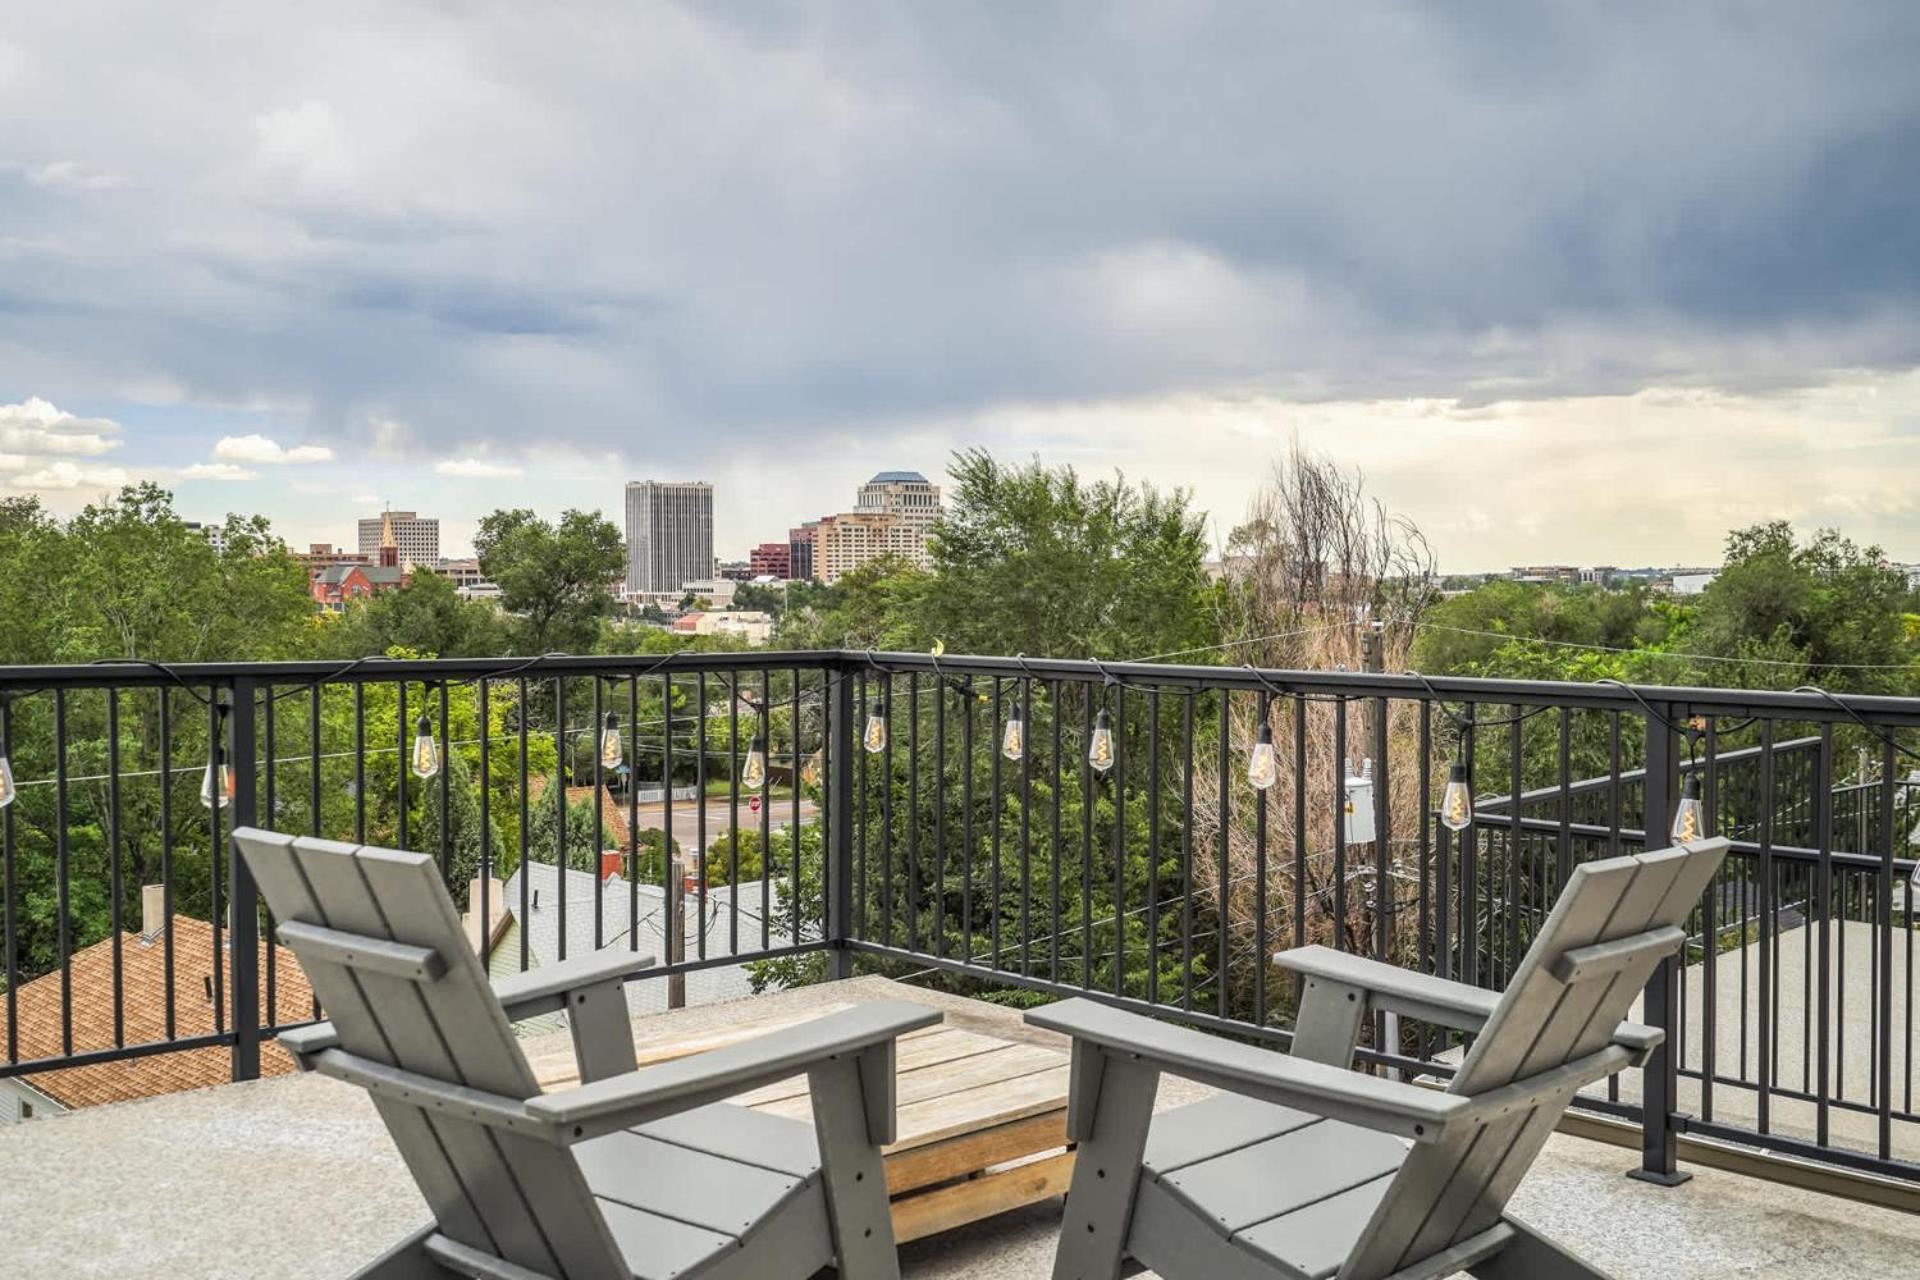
<box><xmin>1194</xmin><ymin>440</ymin><xmax>1440</xmax><ymax>1024</ymax></box>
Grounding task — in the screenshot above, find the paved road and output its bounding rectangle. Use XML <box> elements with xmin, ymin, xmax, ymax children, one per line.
<box><xmin>630</xmin><ymin>796</ymin><xmax>820</xmax><ymax>852</ymax></box>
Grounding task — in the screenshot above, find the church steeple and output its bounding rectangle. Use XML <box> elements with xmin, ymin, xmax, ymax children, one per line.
<box><xmin>378</xmin><ymin>508</ymin><xmax>399</xmax><ymax>568</ymax></box>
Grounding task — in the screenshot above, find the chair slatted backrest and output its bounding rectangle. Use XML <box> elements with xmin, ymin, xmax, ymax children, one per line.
<box><xmin>235</xmin><ymin>829</ymin><xmax>626</xmax><ymax>1280</ymax></box>
<box><xmin>1341</xmin><ymin>838</ymin><xmax>1728</xmax><ymax>1280</ymax></box>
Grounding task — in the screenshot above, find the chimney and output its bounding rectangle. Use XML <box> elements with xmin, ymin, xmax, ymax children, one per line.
<box><xmin>600</xmin><ymin>851</ymin><xmax>626</xmax><ymax>882</ymax></box>
<box><xmin>140</xmin><ymin>884</ymin><xmax>167</xmax><ymax>944</ymax></box>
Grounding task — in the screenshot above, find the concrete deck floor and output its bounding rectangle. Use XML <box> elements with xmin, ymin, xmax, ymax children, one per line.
<box><xmin>2</xmin><ymin>976</ymin><xmax>1917</xmax><ymax>1279</ymax></box>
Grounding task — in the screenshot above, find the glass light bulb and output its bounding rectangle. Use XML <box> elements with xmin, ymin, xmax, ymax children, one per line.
<box><xmin>801</xmin><ymin>748</ymin><xmax>823</xmax><ymax>787</ymax></box>
<box><xmin>0</xmin><ymin>754</ymin><xmax>13</xmax><ymax>808</ymax></box>
<box><xmin>599</xmin><ymin>713</ymin><xmax>623</xmax><ymax>770</ymax></box>
<box><xmin>863</xmin><ymin>705</ymin><xmax>888</xmax><ymax>754</ymax></box>
<box><xmin>1247</xmin><ymin>726</ymin><xmax>1278</xmax><ymax>791</ymax></box>
<box><xmin>742</xmin><ymin>737</ymin><xmax>768</xmax><ymax>789</ymax></box>
<box><xmin>1088</xmin><ymin>710</ymin><xmax>1115</xmax><ymax>774</ymax></box>
<box><xmin>410</xmin><ymin>716</ymin><xmax>440</xmax><ymax>779</ymax></box>
<box><xmin>1001</xmin><ymin>704</ymin><xmax>1025</xmax><ymax>762</ymax></box>
<box><xmin>1439</xmin><ymin>762</ymin><xmax>1472</xmax><ymax>831</ymax></box>
<box><xmin>201</xmin><ymin>759</ymin><xmax>234</xmax><ymax>811</ymax></box>
<box><xmin>1671</xmin><ymin>776</ymin><xmax>1706</xmax><ymax>843</ymax></box>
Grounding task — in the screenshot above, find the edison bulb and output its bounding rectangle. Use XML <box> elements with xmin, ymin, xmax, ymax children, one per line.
<box><xmin>410</xmin><ymin>715</ymin><xmax>440</xmax><ymax>780</ymax></box>
<box><xmin>863</xmin><ymin>704</ymin><xmax>888</xmax><ymax>754</ymax></box>
<box><xmin>1247</xmin><ymin>724</ymin><xmax>1278</xmax><ymax>791</ymax></box>
<box><xmin>1001</xmin><ymin>703</ymin><xmax>1025</xmax><ymax>762</ymax></box>
<box><xmin>742</xmin><ymin>736</ymin><xmax>768</xmax><ymax>789</ymax></box>
<box><xmin>1088</xmin><ymin>710</ymin><xmax>1115</xmax><ymax>774</ymax></box>
<box><xmin>201</xmin><ymin>759</ymin><xmax>234</xmax><ymax>811</ymax></box>
<box><xmin>0</xmin><ymin>754</ymin><xmax>13</xmax><ymax>808</ymax></box>
<box><xmin>599</xmin><ymin>712</ymin><xmax>623</xmax><ymax>770</ymax></box>
<box><xmin>1439</xmin><ymin>762</ymin><xmax>1472</xmax><ymax>831</ymax></box>
<box><xmin>801</xmin><ymin>748</ymin><xmax>823</xmax><ymax>787</ymax></box>
<box><xmin>1671</xmin><ymin>775</ymin><xmax>1706</xmax><ymax>843</ymax></box>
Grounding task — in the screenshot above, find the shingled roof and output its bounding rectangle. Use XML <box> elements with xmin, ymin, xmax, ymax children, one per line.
<box><xmin>0</xmin><ymin>916</ymin><xmax>314</xmax><ymax>1111</ymax></box>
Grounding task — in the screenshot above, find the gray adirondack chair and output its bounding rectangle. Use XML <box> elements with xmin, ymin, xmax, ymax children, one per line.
<box><xmin>1029</xmin><ymin>837</ymin><xmax>1729</xmax><ymax>1280</ymax></box>
<box><xmin>233</xmin><ymin>827</ymin><xmax>940</xmax><ymax>1280</ymax></box>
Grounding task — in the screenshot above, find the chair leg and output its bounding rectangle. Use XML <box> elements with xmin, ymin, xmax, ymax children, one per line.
<box><xmin>350</xmin><ymin>1224</ymin><xmax>457</xmax><ymax>1279</ymax></box>
<box><xmin>1465</xmin><ymin>1216</ymin><xmax>1617</xmax><ymax>1280</ymax></box>
<box><xmin>809</xmin><ymin>1055</ymin><xmax>900</xmax><ymax>1280</ymax></box>
<box><xmin>1051</xmin><ymin>1049</ymin><xmax>1160</xmax><ymax>1280</ymax></box>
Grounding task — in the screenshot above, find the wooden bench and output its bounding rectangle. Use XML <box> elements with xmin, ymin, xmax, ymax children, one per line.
<box><xmin>529</xmin><ymin>1002</ymin><xmax>1074</xmax><ymax>1241</ymax></box>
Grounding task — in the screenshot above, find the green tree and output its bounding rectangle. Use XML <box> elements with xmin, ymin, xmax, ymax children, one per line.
<box><xmin>1691</xmin><ymin>522</ymin><xmax>1917</xmax><ymax>692</ymax></box>
<box><xmin>474</xmin><ymin>507</ymin><xmax>625</xmax><ymax>653</ymax></box>
<box><xmin>914</xmin><ymin>449</ymin><xmax>1219</xmax><ymax>660</ymax></box>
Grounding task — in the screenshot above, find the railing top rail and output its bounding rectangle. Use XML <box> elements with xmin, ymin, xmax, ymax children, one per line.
<box><xmin>850</xmin><ymin>651</ymin><xmax>1920</xmax><ymax>724</ymax></box>
<box><xmin>3</xmin><ymin>648</ymin><xmax>1919</xmax><ymax>726</ymax></box>
<box><xmin>0</xmin><ymin>649</ymin><xmax>840</xmax><ymax>691</ymax></box>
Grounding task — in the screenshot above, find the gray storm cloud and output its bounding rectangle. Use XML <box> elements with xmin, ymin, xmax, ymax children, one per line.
<box><xmin>1</xmin><ymin>2</ymin><xmax>1917</xmax><ymax>468</ymax></box>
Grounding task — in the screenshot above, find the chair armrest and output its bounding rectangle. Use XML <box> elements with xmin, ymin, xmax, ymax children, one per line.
<box><xmin>1271</xmin><ymin>945</ymin><xmax>1500</xmax><ymax>1033</ymax></box>
<box><xmin>276</xmin><ymin>1021</ymin><xmax>339</xmax><ymax>1064</ymax></box>
<box><xmin>1610</xmin><ymin>1020</ymin><xmax>1663</xmax><ymax>1067</ymax></box>
<box><xmin>491</xmin><ymin>950</ymin><xmax>657</xmax><ymax>1022</ymax></box>
<box><xmin>526</xmin><ymin>999</ymin><xmax>942</xmax><ymax>1142</ymax></box>
<box><xmin>1026</xmin><ymin>997</ymin><xmax>1467</xmax><ymax>1144</ymax></box>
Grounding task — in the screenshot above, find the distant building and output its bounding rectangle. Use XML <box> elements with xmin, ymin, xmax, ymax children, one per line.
<box><xmin>625</xmin><ymin>481</ymin><xmax>713</xmax><ymax>596</ymax></box>
<box><xmin>788</xmin><ymin>523</ymin><xmax>818</xmax><ymax>581</ymax></box>
<box><xmin>184</xmin><ymin>521</ymin><xmax>228</xmax><ymax>555</ymax></box>
<box><xmin>716</xmin><ymin>559</ymin><xmax>753</xmax><ymax>583</ymax></box>
<box><xmin>1667</xmin><ymin>570</ymin><xmax>1719</xmax><ymax>596</ymax></box>
<box><xmin>297</xmin><ymin>542</ymin><xmax>371</xmax><ymax>576</ymax></box>
<box><xmin>748</xmin><ymin>542</ymin><xmax>790</xmax><ymax>579</ymax></box>
<box><xmin>429</xmin><ymin>557</ymin><xmax>500</xmax><ymax>600</ymax></box>
<box><xmin>356</xmin><ymin>510</ymin><xmax>439</xmax><ymax>568</ymax></box>
<box><xmin>311</xmin><ymin>563</ymin><xmax>405</xmax><ymax>610</ymax></box>
<box><xmin>672</xmin><ymin>610</ymin><xmax>775</xmax><ymax>646</ymax></box>
<box><xmin>810</xmin><ymin>470</ymin><xmax>943</xmax><ymax>584</ymax></box>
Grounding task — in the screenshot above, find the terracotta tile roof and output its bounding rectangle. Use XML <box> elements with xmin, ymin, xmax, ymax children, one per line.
<box><xmin>525</xmin><ymin>778</ymin><xmax>632</xmax><ymax>851</ymax></box>
<box><xmin>0</xmin><ymin>916</ymin><xmax>314</xmax><ymax>1111</ymax></box>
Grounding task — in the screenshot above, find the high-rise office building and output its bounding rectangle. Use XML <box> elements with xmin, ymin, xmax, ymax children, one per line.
<box><xmin>356</xmin><ymin>510</ymin><xmax>439</xmax><ymax>568</ymax></box>
<box><xmin>856</xmin><ymin>471</ymin><xmax>942</xmax><ymax>537</ymax></box>
<box><xmin>811</xmin><ymin>471</ymin><xmax>942</xmax><ymax>584</ymax></box>
<box><xmin>787</xmin><ymin>523</ymin><xmax>818</xmax><ymax>581</ymax></box>
<box><xmin>624</xmin><ymin>481</ymin><xmax>714</xmax><ymax>596</ymax></box>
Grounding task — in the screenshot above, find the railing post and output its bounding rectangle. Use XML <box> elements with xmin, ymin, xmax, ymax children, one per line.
<box><xmin>826</xmin><ymin>661</ymin><xmax>855</xmax><ymax>980</ymax></box>
<box><xmin>227</xmin><ymin>677</ymin><xmax>261</xmax><ymax>1083</ymax></box>
<box><xmin>1630</xmin><ymin>696</ymin><xmax>1690</xmax><ymax>1185</ymax></box>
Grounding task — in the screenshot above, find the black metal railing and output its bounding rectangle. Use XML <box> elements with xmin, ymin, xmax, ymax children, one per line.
<box><xmin>1</xmin><ymin>651</ymin><xmax>1916</xmax><ymax>1187</ymax></box>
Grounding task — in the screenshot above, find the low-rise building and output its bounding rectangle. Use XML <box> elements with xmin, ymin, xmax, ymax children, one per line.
<box><xmin>0</xmin><ymin>890</ymin><xmax>313</xmax><ymax>1124</ymax></box>
<box><xmin>671</xmin><ymin>610</ymin><xmax>775</xmax><ymax>646</ymax></box>
<box><xmin>310</xmin><ymin>562</ymin><xmax>405</xmax><ymax>610</ymax></box>
<box><xmin>748</xmin><ymin>542</ymin><xmax>790</xmax><ymax>579</ymax></box>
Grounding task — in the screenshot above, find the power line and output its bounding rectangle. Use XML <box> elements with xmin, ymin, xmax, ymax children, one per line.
<box><xmin>1126</xmin><ymin>622</ymin><xmax>1346</xmax><ymax>666</ymax></box>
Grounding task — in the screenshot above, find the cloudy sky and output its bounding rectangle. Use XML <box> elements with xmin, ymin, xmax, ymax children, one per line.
<box><xmin>3</xmin><ymin>3</ymin><xmax>1919</xmax><ymax>568</ymax></box>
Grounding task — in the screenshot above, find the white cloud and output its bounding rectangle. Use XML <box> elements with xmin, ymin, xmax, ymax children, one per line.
<box><xmin>27</xmin><ymin>160</ymin><xmax>126</xmax><ymax>191</ymax></box>
<box><xmin>212</xmin><ymin>433</ymin><xmax>332</xmax><ymax>464</ymax></box>
<box><xmin>8</xmin><ymin>460</ymin><xmax>130</xmax><ymax>491</ymax></box>
<box><xmin>179</xmin><ymin>462</ymin><xmax>259</xmax><ymax>481</ymax></box>
<box><xmin>435</xmin><ymin>457</ymin><xmax>522</xmax><ymax>478</ymax></box>
<box><xmin>0</xmin><ymin>397</ymin><xmax>121</xmax><ymax>457</ymax></box>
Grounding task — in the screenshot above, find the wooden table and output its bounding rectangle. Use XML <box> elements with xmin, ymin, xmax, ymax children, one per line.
<box><xmin>529</xmin><ymin>1002</ymin><xmax>1075</xmax><ymax>1241</ymax></box>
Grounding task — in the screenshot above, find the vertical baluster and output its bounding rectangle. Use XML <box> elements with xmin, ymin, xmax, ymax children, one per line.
<box><xmin>0</xmin><ymin>697</ymin><xmax>14</xmax><ymax>1062</ymax></box>
<box><xmin>907</xmin><ymin>672</ymin><xmax>920</xmax><ymax>957</ymax></box>
<box><xmin>1758</xmin><ymin>718</ymin><xmax>1774</xmax><ymax>1134</ymax></box>
<box><xmin>1020</xmin><ymin>674</ymin><xmax>1033</xmax><ymax>978</ymax></box>
<box><xmin>990</xmin><ymin>676</ymin><xmax>1002</xmax><ymax>968</ymax></box>
<box><xmin>1877</xmin><ymin>734</ymin><xmax>1895</xmax><ymax>1160</ymax></box>
<box><xmin>554</xmin><ymin>675</ymin><xmax>568</xmax><ymax>961</ymax></box>
<box><xmin>1181</xmin><ymin>690</ymin><xmax>1195</xmax><ymax>1013</ymax></box>
<box><xmin>1146</xmin><ymin>689</ymin><xmax>1160</xmax><ymax>1005</ymax></box>
<box><xmin>933</xmin><ymin>671</ymin><xmax>947</xmax><ymax>961</ymax></box>
<box><xmin>1332</xmin><ymin>695</ymin><xmax>1347</xmax><ymax>951</ymax></box>
<box><xmin>397</xmin><ymin>680</ymin><xmax>409</xmax><ymax>851</ymax></box>
<box><xmin>353</xmin><ymin>682</ymin><xmax>366</xmax><ymax>843</ymax></box>
<box><xmin>1215</xmin><ymin>687</ymin><xmax>1230</xmax><ymax>1018</ymax></box>
<box><xmin>517</xmin><ymin>676</ymin><xmax>530</xmax><ymax>973</ymax></box>
<box><xmin>1112</xmin><ymin>685</ymin><xmax>1127</xmax><ymax>999</ymax></box>
<box><xmin>1253</xmin><ymin>692</ymin><xmax>1269</xmax><ymax>1025</ymax></box>
<box><xmin>1814</xmin><ymin>723</ymin><xmax>1833</xmax><ymax>1147</ymax></box>
<box><xmin>761</xmin><ymin>667</ymin><xmax>773</xmax><ymax>951</ymax></box>
<box><xmin>593</xmin><ymin>678</ymin><xmax>605</xmax><ymax>950</ymax></box>
<box><xmin>108</xmin><ymin>688</ymin><xmax>124</xmax><ymax>1047</ymax></box>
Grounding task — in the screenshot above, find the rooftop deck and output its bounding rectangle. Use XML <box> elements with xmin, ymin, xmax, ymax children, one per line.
<box><xmin>2</xmin><ymin>976</ymin><xmax>1916</xmax><ymax>1279</ymax></box>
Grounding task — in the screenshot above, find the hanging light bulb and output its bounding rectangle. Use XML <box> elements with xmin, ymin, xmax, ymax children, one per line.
<box><xmin>1439</xmin><ymin>760</ymin><xmax>1472</xmax><ymax>831</ymax></box>
<box><xmin>1088</xmin><ymin>709</ymin><xmax>1115</xmax><ymax>774</ymax></box>
<box><xmin>742</xmin><ymin>732</ymin><xmax>768</xmax><ymax>789</ymax></box>
<box><xmin>1671</xmin><ymin>772</ymin><xmax>1706</xmax><ymax>843</ymax></box>
<box><xmin>863</xmin><ymin>699</ymin><xmax>888</xmax><ymax>754</ymax></box>
<box><xmin>1247</xmin><ymin>722</ymin><xmax>1278</xmax><ymax>791</ymax></box>
<box><xmin>410</xmin><ymin>715</ymin><xmax>440</xmax><ymax>780</ymax></box>
<box><xmin>801</xmin><ymin>748</ymin><xmax>823</xmax><ymax>787</ymax></box>
<box><xmin>599</xmin><ymin>712</ymin><xmax>623</xmax><ymax>770</ymax></box>
<box><xmin>1001</xmin><ymin>701</ymin><xmax>1025</xmax><ymax>762</ymax></box>
<box><xmin>0</xmin><ymin>753</ymin><xmax>13</xmax><ymax>809</ymax></box>
<box><xmin>200</xmin><ymin>753</ymin><xmax>234</xmax><ymax>811</ymax></box>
